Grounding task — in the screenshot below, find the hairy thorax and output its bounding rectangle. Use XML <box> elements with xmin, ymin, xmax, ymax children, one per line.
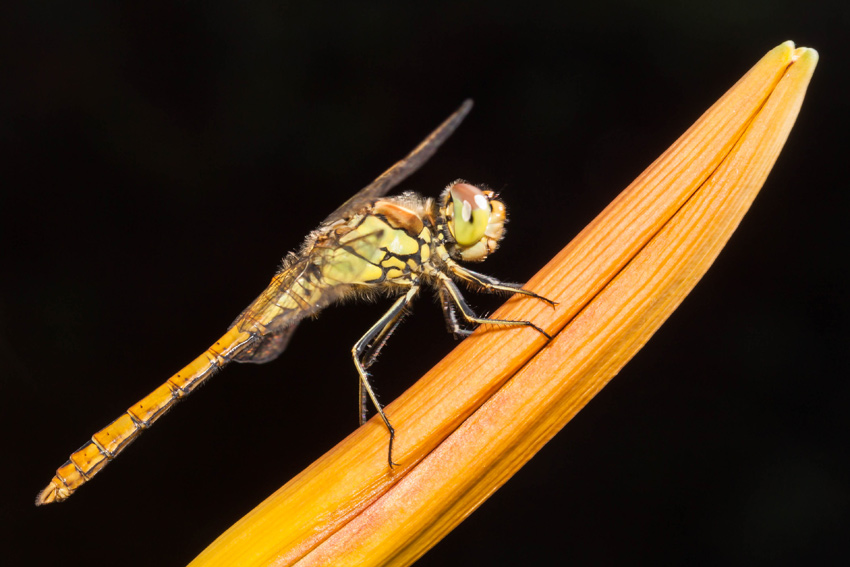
<box><xmin>317</xmin><ymin>195</ymin><xmax>439</xmax><ymax>289</ymax></box>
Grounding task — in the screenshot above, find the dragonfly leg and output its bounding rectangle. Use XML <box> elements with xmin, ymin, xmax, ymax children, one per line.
<box><xmin>353</xmin><ymin>284</ymin><xmax>420</xmax><ymax>467</ymax></box>
<box><xmin>438</xmin><ymin>284</ymin><xmax>473</xmax><ymax>338</ymax></box>
<box><xmin>445</xmin><ymin>259</ymin><xmax>557</xmax><ymax>306</ymax></box>
<box><xmin>360</xmin><ymin>301</ymin><xmax>410</xmax><ymax>371</ymax></box>
<box><xmin>438</xmin><ymin>274</ymin><xmax>552</xmax><ymax>339</ymax></box>
<box><xmin>358</xmin><ymin>297</ymin><xmax>409</xmax><ymax>425</ymax></box>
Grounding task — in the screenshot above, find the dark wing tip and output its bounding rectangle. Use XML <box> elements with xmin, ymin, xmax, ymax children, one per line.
<box><xmin>322</xmin><ymin>100</ymin><xmax>475</xmax><ymax>224</ymax></box>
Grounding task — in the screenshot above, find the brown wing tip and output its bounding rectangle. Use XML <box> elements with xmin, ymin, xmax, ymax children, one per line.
<box><xmin>436</xmin><ymin>99</ymin><xmax>474</xmax><ymax>141</ymax></box>
<box><xmin>321</xmin><ymin>99</ymin><xmax>477</xmax><ymax>225</ymax></box>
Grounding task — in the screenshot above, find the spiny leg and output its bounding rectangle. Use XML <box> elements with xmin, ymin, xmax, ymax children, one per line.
<box><xmin>360</xmin><ymin>298</ymin><xmax>410</xmax><ymax>371</ymax></box>
<box><xmin>438</xmin><ymin>284</ymin><xmax>473</xmax><ymax>338</ymax></box>
<box><xmin>445</xmin><ymin>259</ymin><xmax>557</xmax><ymax>307</ymax></box>
<box><xmin>358</xmin><ymin>297</ymin><xmax>409</xmax><ymax>425</ymax></box>
<box><xmin>438</xmin><ymin>274</ymin><xmax>552</xmax><ymax>339</ymax></box>
<box><xmin>353</xmin><ymin>284</ymin><xmax>419</xmax><ymax>467</ymax></box>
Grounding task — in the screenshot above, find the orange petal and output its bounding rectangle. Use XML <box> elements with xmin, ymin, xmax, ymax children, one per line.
<box><xmin>190</xmin><ymin>42</ymin><xmax>817</xmax><ymax>567</ymax></box>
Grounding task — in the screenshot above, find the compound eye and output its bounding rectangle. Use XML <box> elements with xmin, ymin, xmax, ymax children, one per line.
<box><xmin>450</xmin><ymin>183</ymin><xmax>491</xmax><ymax>246</ymax></box>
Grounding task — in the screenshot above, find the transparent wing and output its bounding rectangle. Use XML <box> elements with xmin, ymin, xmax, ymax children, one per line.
<box><xmin>230</xmin><ymin>257</ymin><xmax>317</xmax><ymax>364</ymax></box>
<box><xmin>322</xmin><ymin>99</ymin><xmax>473</xmax><ymax>225</ymax></box>
<box><xmin>233</xmin><ymin>324</ymin><xmax>299</xmax><ymax>364</ymax></box>
<box><xmin>231</xmin><ymin>250</ymin><xmax>359</xmax><ymax>364</ymax></box>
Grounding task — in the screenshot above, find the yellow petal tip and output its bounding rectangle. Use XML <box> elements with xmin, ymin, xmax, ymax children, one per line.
<box><xmin>792</xmin><ymin>46</ymin><xmax>819</xmax><ymax>64</ymax></box>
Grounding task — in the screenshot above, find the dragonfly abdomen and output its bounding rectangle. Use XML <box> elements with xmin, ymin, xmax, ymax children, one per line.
<box><xmin>35</xmin><ymin>326</ymin><xmax>255</xmax><ymax>505</ymax></box>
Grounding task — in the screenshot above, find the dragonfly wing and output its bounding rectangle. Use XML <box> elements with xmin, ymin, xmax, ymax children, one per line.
<box><xmin>322</xmin><ymin>99</ymin><xmax>473</xmax><ymax>225</ymax></box>
<box><xmin>233</xmin><ymin>323</ymin><xmax>299</xmax><ymax>364</ymax></box>
<box><xmin>229</xmin><ymin>255</ymin><xmax>352</xmax><ymax>364</ymax></box>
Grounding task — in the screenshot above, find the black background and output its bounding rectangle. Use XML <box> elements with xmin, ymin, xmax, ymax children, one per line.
<box><xmin>2</xmin><ymin>2</ymin><xmax>847</xmax><ymax>565</ymax></box>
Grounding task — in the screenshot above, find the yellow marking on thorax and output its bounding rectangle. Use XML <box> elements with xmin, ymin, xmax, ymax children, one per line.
<box><xmin>381</xmin><ymin>256</ymin><xmax>407</xmax><ymax>280</ymax></box>
<box><xmin>321</xmin><ymin>214</ymin><xmax>428</xmax><ymax>285</ymax></box>
<box><xmin>419</xmin><ymin>228</ymin><xmax>432</xmax><ymax>263</ymax></box>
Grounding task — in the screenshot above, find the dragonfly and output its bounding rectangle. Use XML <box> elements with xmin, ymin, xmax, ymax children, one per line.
<box><xmin>36</xmin><ymin>99</ymin><xmax>552</xmax><ymax>505</ymax></box>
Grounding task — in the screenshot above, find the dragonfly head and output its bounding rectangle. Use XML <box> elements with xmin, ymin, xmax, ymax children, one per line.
<box><xmin>440</xmin><ymin>181</ymin><xmax>507</xmax><ymax>262</ymax></box>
